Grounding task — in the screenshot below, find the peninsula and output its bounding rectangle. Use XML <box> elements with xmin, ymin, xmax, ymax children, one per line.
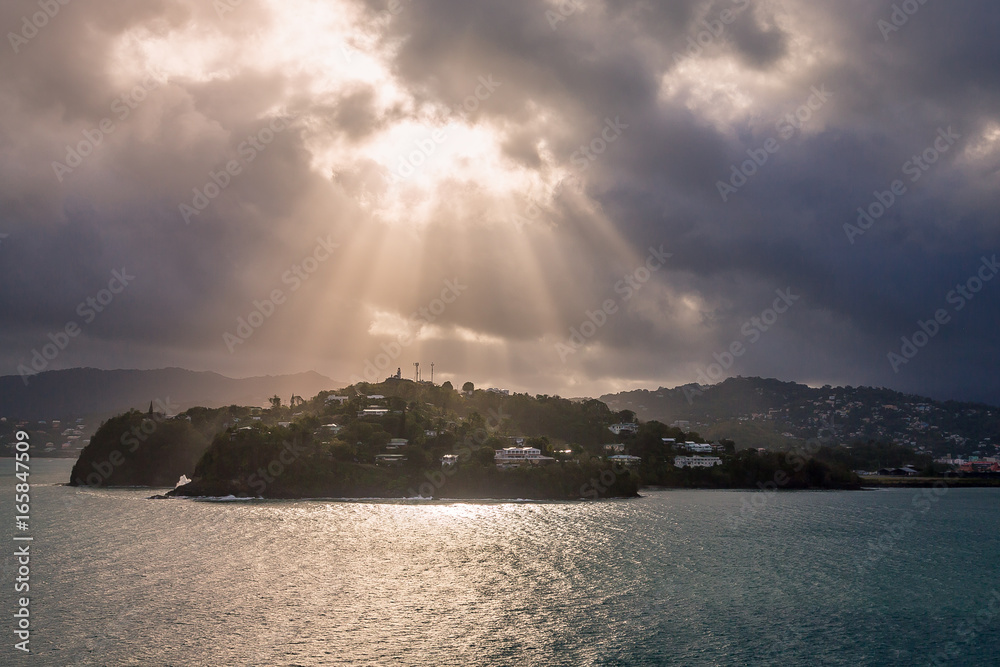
<box><xmin>63</xmin><ymin>378</ymin><xmax>868</xmax><ymax>499</ymax></box>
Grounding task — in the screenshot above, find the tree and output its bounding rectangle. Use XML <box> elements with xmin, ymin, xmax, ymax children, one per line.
<box><xmin>437</xmin><ymin>381</ymin><xmax>454</xmax><ymax>410</ymax></box>
<box><xmin>484</xmin><ymin>435</ymin><xmax>507</xmax><ymax>450</ymax></box>
<box><xmin>473</xmin><ymin>447</ymin><xmax>496</xmax><ymax>466</ymax></box>
<box><xmin>526</xmin><ymin>436</ymin><xmax>550</xmax><ymax>452</ymax></box>
<box><xmin>329</xmin><ymin>441</ymin><xmax>355</xmax><ymax>462</ymax></box>
<box><xmin>404</xmin><ymin>448</ymin><xmax>429</xmax><ymax>470</ymax></box>
<box><xmin>462</xmin><ymin>381</ymin><xmax>475</xmax><ymax>394</ymax></box>
<box><xmin>615</xmin><ymin>409</ymin><xmax>636</xmax><ymax>424</ymax></box>
<box><xmin>269</xmin><ymin>395</ymin><xmax>282</xmax><ymax>410</ymax></box>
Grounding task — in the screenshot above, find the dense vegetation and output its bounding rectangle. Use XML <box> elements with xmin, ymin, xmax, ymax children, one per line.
<box><xmin>71</xmin><ymin>379</ymin><xmax>865</xmax><ymax>496</ymax></box>
<box><xmin>68</xmin><ymin>406</ymin><xmax>234</xmax><ymax>487</ymax></box>
<box><xmin>812</xmin><ymin>441</ymin><xmax>934</xmax><ymax>473</ymax></box>
<box><xmin>602</xmin><ymin>376</ymin><xmax>999</xmax><ymax>457</ymax></box>
<box><xmin>608</xmin><ymin>420</ymin><xmax>859</xmax><ymax>490</ymax></box>
<box><xmin>174</xmin><ymin>423</ymin><xmax>639</xmax><ymax>499</ymax></box>
<box><xmin>640</xmin><ymin>450</ymin><xmax>860</xmax><ymax>490</ymax></box>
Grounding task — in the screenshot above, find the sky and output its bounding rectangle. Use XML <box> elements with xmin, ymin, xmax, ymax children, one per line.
<box><xmin>1</xmin><ymin>0</ymin><xmax>999</xmax><ymax>404</ymax></box>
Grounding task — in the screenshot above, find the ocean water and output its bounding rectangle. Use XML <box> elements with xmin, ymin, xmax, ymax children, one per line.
<box><xmin>2</xmin><ymin>459</ymin><xmax>999</xmax><ymax>666</ymax></box>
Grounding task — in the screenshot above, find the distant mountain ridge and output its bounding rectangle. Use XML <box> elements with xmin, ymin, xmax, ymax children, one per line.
<box><xmin>600</xmin><ymin>377</ymin><xmax>999</xmax><ymax>457</ymax></box>
<box><xmin>0</xmin><ymin>367</ymin><xmax>341</xmax><ymax>421</ymax></box>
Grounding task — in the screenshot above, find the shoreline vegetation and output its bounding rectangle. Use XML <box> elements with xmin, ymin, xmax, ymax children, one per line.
<box><xmin>63</xmin><ymin>379</ymin><xmax>987</xmax><ymax>500</ymax></box>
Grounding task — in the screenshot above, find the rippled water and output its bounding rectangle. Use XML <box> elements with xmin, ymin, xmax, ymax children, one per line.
<box><xmin>3</xmin><ymin>459</ymin><xmax>1000</xmax><ymax>666</ymax></box>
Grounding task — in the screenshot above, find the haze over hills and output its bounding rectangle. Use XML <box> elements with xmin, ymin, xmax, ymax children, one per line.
<box><xmin>0</xmin><ymin>367</ymin><xmax>341</xmax><ymax>421</ymax></box>
<box><xmin>4</xmin><ymin>368</ymin><xmax>997</xmax><ymax>462</ymax></box>
<box><xmin>601</xmin><ymin>377</ymin><xmax>999</xmax><ymax>458</ymax></box>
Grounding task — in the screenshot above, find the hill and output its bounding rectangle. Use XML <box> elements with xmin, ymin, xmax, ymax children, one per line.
<box><xmin>0</xmin><ymin>367</ymin><xmax>341</xmax><ymax>421</ymax></box>
<box><xmin>61</xmin><ymin>378</ymin><xmax>859</xmax><ymax>496</ymax></box>
<box><xmin>69</xmin><ymin>407</ymin><xmax>216</xmax><ymax>487</ymax></box>
<box><xmin>166</xmin><ymin>379</ymin><xmax>855</xmax><ymax>498</ymax></box>
<box><xmin>600</xmin><ymin>377</ymin><xmax>999</xmax><ymax>458</ymax></box>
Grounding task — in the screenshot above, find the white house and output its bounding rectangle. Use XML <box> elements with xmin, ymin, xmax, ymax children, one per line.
<box><xmin>386</xmin><ymin>438</ymin><xmax>409</xmax><ymax>450</ymax></box>
<box><xmin>325</xmin><ymin>395</ymin><xmax>349</xmax><ymax>404</ymax></box>
<box><xmin>683</xmin><ymin>442</ymin><xmax>713</xmax><ymax>453</ymax></box>
<box><xmin>608</xmin><ymin>454</ymin><xmax>642</xmax><ymax>468</ymax></box>
<box><xmin>674</xmin><ymin>455</ymin><xmax>723</xmax><ymax>468</ymax></box>
<box><xmin>604</xmin><ymin>444</ymin><xmax>626</xmax><ymax>453</ymax></box>
<box><xmin>495</xmin><ymin>447</ymin><xmax>555</xmax><ymax>467</ymax></box>
<box><xmin>358</xmin><ymin>408</ymin><xmax>389</xmax><ymax>417</ymax></box>
<box><xmin>609</xmin><ymin>423</ymin><xmax>639</xmax><ymax>435</ymax></box>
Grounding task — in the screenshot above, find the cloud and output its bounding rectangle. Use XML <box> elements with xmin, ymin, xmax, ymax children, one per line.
<box><xmin>0</xmin><ymin>0</ymin><xmax>998</xmax><ymax>404</ymax></box>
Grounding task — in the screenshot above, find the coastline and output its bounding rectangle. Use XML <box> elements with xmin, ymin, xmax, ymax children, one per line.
<box><xmin>162</xmin><ymin>479</ymin><xmax>863</xmax><ymax>500</ymax></box>
<box><xmin>860</xmin><ymin>476</ymin><xmax>1000</xmax><ymax>488</ymax></box>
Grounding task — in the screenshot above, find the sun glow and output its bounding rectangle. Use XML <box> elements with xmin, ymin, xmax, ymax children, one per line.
<box><xmin>960</xmin><ymin>121</ymin><xmax>1000</xmax><ymax>163</ymax></box>
<box><xmin>101</xmin><ymin>0</ymin><xmax>650</xmax><ymax>388</ymax></box>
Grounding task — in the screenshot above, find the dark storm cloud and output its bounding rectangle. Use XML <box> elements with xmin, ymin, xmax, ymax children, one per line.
<box><xmin>365</xmin><ymin>0</ymin><xmax>1000</xmax><ymax>401</ymax></box>
<box><xmin>1</xmin><ymin>0</ymin><xmax>998</xmax><ymax>403</ymax></box>
<box><xmin>0</xmin><ymin>0</ymin><xmax>351</xmax><ymax>357</ymax></box>
<box><xmin>725</xmin><ymin>3</ymin><xmax>788</xmax><ymax>68</ymax></box>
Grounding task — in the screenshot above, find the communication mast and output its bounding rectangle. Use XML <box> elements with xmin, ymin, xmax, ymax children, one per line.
<box><xmin>430</xmin><ymin>362</ymin><xmax>435</xmax><ymax>384</ymax></box>
<box><xmin>413</xmin><ymin>362</ymin><xmax>420</xmax><ymax>382</ymax></box>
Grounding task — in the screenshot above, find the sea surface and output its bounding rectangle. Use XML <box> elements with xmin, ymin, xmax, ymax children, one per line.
<box><xmin>2</xmin><ymin>458</ymin><xmax>999</xmax><ymax>666</ymax></box>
